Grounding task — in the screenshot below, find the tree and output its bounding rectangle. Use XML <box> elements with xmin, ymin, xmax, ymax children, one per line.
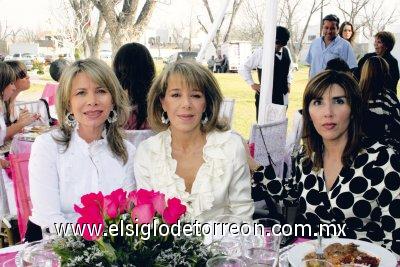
<box><xmin>336</xmin><ymin>0</ymin><xmax>370</xmax><ymax>31</ymax></box>
<box><xmin>20</xmin><ymin>29</ymin><xmax>41</xmax><ymax>43</ymax></box>
<box><xmin>197</xmin><ymin>0</ymin><xmax>244</xmax><ymax>50</ymax></box>
<box><xmin>69</xmin><ymin>0</ymin><xmax>106</xmax><ymax>58</ymax></box>
<box><xmin>362</xmin><ymin>0</ymin><xmax>398</xmax><ymax>38</ymax></box>
<box><xmin>90</xmin><ymin>0</ymin><xmax>157</xmax><ymax>54</ymax></box>
<box><xmin>0</xmin><ymin>20</ymin><xmax>12</xmax><ymax>42</ymax></box>
<box><xmin>279</xmin><ymin>0</ymin><xmax>326</xmax><ymax>63</ymax></box>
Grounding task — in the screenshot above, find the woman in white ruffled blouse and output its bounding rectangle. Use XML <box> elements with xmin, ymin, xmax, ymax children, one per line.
<box><xmin>28</xmin><ymin>59</ymin><xmax>136</xmax><ymax>240</ymax></box>
<box><xmin>134</xmin><ymin>60</ymin><xmax>254</xmax><ymax>222</ymax></box>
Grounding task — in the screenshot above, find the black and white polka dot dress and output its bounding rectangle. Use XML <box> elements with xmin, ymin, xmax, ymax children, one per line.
<box><xmin>252</xmin><ymin>139</ymin><xmax>400</xmax><ymax>255</ymax></box>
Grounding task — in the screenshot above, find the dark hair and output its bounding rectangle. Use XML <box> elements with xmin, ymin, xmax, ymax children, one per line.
<box><xmin>276</xmin><ymin>26</ymin><xmax>290</xmax><ymax>46</ymax></box>
<box><xmin>322</xmin><ymin>14</ymin><xmax>340</xmax><ymax>28</ymax></box>
<box><xmin>50</xmin><ymin>59</ymin><xmax>69</xmax><ymax>82</ymax></box>
<box><xmin>375</xmin><ymin>31</ymin><xmax>396</xmax><ymax>52</ymax></box>
<box><xmin>326</xmin><ymin>58</ymin><xmax>350</xmax><ymax>73</ymax></box>
<box><xmin>0</xmin><ymin>62</ymin><xmax>16</xmax><ymax>96</ymax></box>
<box><xmin>359</xmin><ymin>56</ymin><xmax>390</xmax><ymax>105</ymax></box>
<box><xmin>339</xmin><ymin>21</ymin><xmax>355</xmax><ymax>44</ymax></box>
<box><xmin>5</xmin><ymin>60</ymin><xmax>27</xmax><ymax>79</ymax></box>
<box><xmin>302</xmin><ymin>70</ymin><xmax>363</xmax><ymax>170</ymax></box>
<box><xmin>113</xmin><ymin>42</ymin><xmax>155</xmax><ymax>130</ymax></box>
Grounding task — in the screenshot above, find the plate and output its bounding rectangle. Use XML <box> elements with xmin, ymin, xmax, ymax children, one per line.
<box><xmin>287</xmin><ymin>238</ymin><xmax>397</xmax><ymax>267</ymax></box>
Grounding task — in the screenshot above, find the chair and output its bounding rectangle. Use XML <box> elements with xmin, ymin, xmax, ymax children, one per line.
<box><xmin>259</xmin><ymin>103</ymin><xmax>287</xmax><ymax>124</ymax></box>
<box><xmin>284</xmin><ymin>110</ymin><xmax>303</xmax><ymax>177</ymax></box>
<box><xmin>9</xmin><ymin>153</ymin><xmax>31</xmax><ymax>240</ymax></box>
<box><xmin>249</xmin><ymin>119</ymin><xmax>288</xmax><ymax>178</ymax></box>
<box><xmin>41</xmin><ymin>83</ymin><xmax>58</xmax><ymax>106</ymax></box>
<box><xmin>219</xmin><ymin>98</ymin><xmax>235</xmax><ymax>126</ymax></box>
<box><xmin>14</xmin><ymin>99</ymin><xmax>55</xmax><ymax>126</ymax></box>
<box><xmin>125</xmin><ymin>130</ymin><xmax>156</xmax><ymax>148</ymax></box>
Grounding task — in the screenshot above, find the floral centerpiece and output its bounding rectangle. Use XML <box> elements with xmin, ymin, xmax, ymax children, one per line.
<box><xmin>51</xmin><ymin>188</ymin><xmax>216</xmax><ymax>266</ymax></box>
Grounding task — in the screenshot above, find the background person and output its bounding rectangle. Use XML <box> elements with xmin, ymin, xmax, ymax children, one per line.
<box><xmin>134</xmin><ymin>60</ymin><xmax>254</xmax><ymax>222</ymax></box>
<box><xmin>306</xmin><ymin>14</ymin><xmax>357</xmax><ymax>78</ymax></box>
<box><xmin>247</xmin><ymin>70</ymin><xmax>400</xmax><ymax>255</ymax></box>
<box><xmin>239</xmin><ymin>26</ymin><xmax>292</xmax><ymax>119</ymax></box>
<box><xmin>113</xmin><ymin>42</ymin><xmax>155</xmax><ymax>130</ymax></box>
<box><xmin>339</xmin><ymin>21</ymin><xmax>356</xmax><ymax>46</ymax></box>
<box><xmin>27</xmin><ymin>58</ymin><xmax>136</xmax><ymax>241</ymax></box>
<box><xmin>356</xmin><ymin>31</ymin><xmax>399</xmax><ymax>94</ymax></box>
<box><xmin>359</xmin><ymin>56</ymin><xmax>400</xmax><ymax>152</ymax></box>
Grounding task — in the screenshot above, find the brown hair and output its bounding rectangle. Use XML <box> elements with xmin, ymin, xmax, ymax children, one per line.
<box><xmin>56</xmin><ymin>58</ymin><xmax>131</xmax><ymax>164</ymax></box>
<box><xmin>359</xmin><ymin>56</ymin><xmax>390</xmax><ymax>105</ymax></box>
<box><xmin>339</xmin><ymin>21</ymin><xmax>355</xmax><ymax>45</ymax></box>
<box><xmin>375</xmin><ymin>31</ymin><xmax>396</xmax><ymax>52</ymax></box>
<box><xmin>147</xmin><ymin>60</ymin><xmax>229</xmax><ymax>133</ymax></box>
<box><xmin>302</xmin><ymin>70</ymin><xmax>363</xmax><ymax>170</ymax></box>
<box><xmin>0</xmin><ymin>62</ymin><xmax>16</xmax><ymax>99</ymax></box>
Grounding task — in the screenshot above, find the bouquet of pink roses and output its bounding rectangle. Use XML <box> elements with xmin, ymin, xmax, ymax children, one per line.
<box><xmin>52</xmin><ymin>188</ymin><xmax>215</xmax><ymax>266</ymax></box>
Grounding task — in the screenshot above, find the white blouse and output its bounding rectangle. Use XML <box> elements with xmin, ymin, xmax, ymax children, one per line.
<box><xmin>29</xmin><ymin>128</ymin><xmax>136</xmax><ymax>229</ymax></box>
<box><xmin>134</xmin><ymin>129</ymin><xmax>254</xmax><ymax>222</ymax></box>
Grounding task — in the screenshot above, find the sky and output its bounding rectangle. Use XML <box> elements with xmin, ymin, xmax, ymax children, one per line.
<box><xmin>0</xmin><ymin>0</ymin><xmax>399</xmax><ymax>33</ymax></box>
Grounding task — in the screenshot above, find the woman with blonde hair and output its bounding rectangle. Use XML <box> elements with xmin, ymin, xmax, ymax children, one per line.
<box><xmin>27</xmin><ymin>58</ymin><xmax>136</xmax><ymax>241</ymax></box>
<box><xmin>359</xmin><ymin>56</ymin><xmax>400</xmax><ymax>151</ymax></box>
<box><xmin>248</xmin><ymin>70</ymin><xmax>399</xmax><ymax>255</ymax></box>
<box><xmin>134</xmin><ymin>60</ymin><xmax>254</xmax><ymax>222</ymax></box>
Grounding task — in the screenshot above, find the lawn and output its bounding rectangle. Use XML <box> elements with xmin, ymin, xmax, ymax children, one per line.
<box><xmin>25</xmin><ymin>61</ymin><xmax>399</xmax><ymax>140</ymax></box>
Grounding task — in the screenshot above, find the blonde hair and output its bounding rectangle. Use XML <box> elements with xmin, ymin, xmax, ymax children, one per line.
<box><xmin>147</xmin><ymin>60</ymin><xmax>229</xmax><ymax>133</ymax></box>
<box><xmin>56</xmin><ymin>58</ymin><xmax>131</xmax><ymax>163</ymax></box>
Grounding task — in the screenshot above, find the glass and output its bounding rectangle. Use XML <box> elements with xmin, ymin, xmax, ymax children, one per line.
<box><xmin>340</xmin><ymin>264</ymin><xmax>368</xmax><ymax>267</ymax></box>
<box><xmin>302</xmin><ymin>259</ymin><xmax>334</xmax><ymax>267</ymax></box>
<box><xmin>246</xmin><ymin>247</ymin><xmax>279</xmax><ymax>267</ymax></box>
<box><xmin>211</xmin><ymin>214</ymin><xmax>245</xmax><ymax>257</ymax></box>
<box><xmin>206</xmin><ymin>256</ymin><xmax>247</xmax><ymax>267</ymax></box>
<box><xmin>19</xmin><ymin>240</ymin><xmax>60</xmax><ymax>267</ymax></box>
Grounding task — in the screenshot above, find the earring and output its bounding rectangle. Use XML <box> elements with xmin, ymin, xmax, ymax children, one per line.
<box><xmin>107</xmin><ymin>109</ymin><xmax>118</xmax><ymax>123</ymax></box>
<box><xmin>65</xmin><ymin>112</ymin><xmax>76</xmax><ymax>127</ymax></box>
<box><xmin>161</xmin><ymin>111</ymin><xmax>169</xmax><ymax>124</ymax></box>
<box><xmin>201</xmin><ymin>113</ymin><xmax>208</xmax><ymax>125</ymax></box>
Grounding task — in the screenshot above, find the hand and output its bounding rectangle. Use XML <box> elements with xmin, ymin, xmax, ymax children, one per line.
<box><xmin>251</xmin><ymin>83</ymin><xmax>260</xmax><ymax>93</ymax></box>
<box><xmin>18</xmin><ymin>110</ymin><xmax>37</xmax><ymax>127</ymax></box>
<box><xmin>0</xmin><ymin>159</ymin><xmax>10</xmax><ymax>169</ymax></box>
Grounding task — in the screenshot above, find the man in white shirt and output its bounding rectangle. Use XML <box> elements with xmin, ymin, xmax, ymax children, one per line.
<box><xmin>239</xmin><ymin>26</ymin><xmax>293</xmax><ymax>120</ymax></box>
<box><xmin>306</xmin><ymin>14</ymin><xmax>357</xmax><ymax>78</ymax></box>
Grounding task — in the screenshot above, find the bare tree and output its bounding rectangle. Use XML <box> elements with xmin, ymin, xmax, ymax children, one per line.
<box><xmin>90</xmin><ymin>0</ymin><xmax>157</xmax><ymax>55</ymax></box>
<box><xmin>362</xmin><ymin>0</ymin><xmax>399</xmax><ymax>37</ymax></box>
<box><xmin>20</xmin><ymin>29</ymin><xmax>40</xmax><ymax>43</ymax></box>
<box><xmin>69</xmin><ymin>0</ymin><xmax>106</xmax><ymax>58</ymax></box>
<box><xmin>0</xmin><ymin>21</ymin><xmax>12</xmax><ymax>42</ymax></box>
<box><xmin>197</xmin><ymin>0</ymin><xmax>244</xmax><ymax>50</ymax></box>
<box><xmin>336</xmin><ymin>0</ymin><xmax>370</xmax><ymax>31</ymax></box>
<box><xmin>280</xmin><ymin>0</ymin><xmax>326</xmax><ymax>63</ymax></box>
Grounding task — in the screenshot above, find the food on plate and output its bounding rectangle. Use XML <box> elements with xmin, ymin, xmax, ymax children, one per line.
<box><xmin>304</xmin><ymin>243</ymin><xmax>380</xmax><ymax>267</ymax></box>
<box><xmin>26</xmin><ymin>125</ymin><xmax>51</xmax><ymax>133</ymax></box>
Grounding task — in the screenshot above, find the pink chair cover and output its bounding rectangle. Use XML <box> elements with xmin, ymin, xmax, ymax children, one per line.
<box><xmin>9</xmin><ymin>153</ymin><xmax>31</xmax><ymax>240</ymax></box>
<box><xmin>41</xmin><ymin>83</ymin><xmax>58</xmax><ymax>106</ymax></box>
<box><xmin>0</xmin><ymin>252</ymin><xmax>17</xmax><ymax>266</ymax></box>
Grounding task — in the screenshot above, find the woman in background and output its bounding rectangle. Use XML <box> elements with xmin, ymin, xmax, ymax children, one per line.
<box><xmin>113</xmin><ymin>42</ymin><xmax>155</xmax><ymax>130</ymax></box>
<box><xmin>339</xmin><ymin>21</ymin><xmax>356</xmax><ymax>46</ymax></box>
<box><xmin>359</xmin><ymin>56</ymin><xmax>400</xmax><ymax>151</ymax></box>
<box><xmin>4</xmin><ymin>60</ymin><xmax>39</xmax><ymax>139</ymax></box>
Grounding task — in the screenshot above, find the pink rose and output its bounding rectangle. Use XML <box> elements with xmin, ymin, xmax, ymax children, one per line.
<box><xmin>76</xmin><ymin>214</ymin><xmax>104</xmax><ymax>241</ymax></box>
<box><xmin>80</xmin><ymin>192</ymin><xmax>104</xmax><ymax>211</ymax></box>
<box><xmin>131</xmin><ymin>204</ymin><xmax>155</xmax><ymax>224</ymax></box>
<box><xmin>162</xmin><ymin>198</ymin><xmax>186</xmax><ymax>225</ymax></box>
<box><xmin>104</xmin><ymin>189</ymin><xmax>127</xmax><ymax>219</ymax></box>
<box><xmin>152</xmin><ymin>192</ymin><xmax>166</xmax><ymax>215</ymax></box>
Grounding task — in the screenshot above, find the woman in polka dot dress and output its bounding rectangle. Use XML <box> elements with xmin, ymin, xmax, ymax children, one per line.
<box><xmin>250</xmin><ymin>70</ymin><xmax>400</xmax><ymax>255</ymax></box>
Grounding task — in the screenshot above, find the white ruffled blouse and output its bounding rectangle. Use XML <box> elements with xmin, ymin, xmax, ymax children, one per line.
<box><xmin>29</xmin><ymin>128</ymin><xmax>136</xmax><ymax>229</ymax></box>
<box><xmin>134</xmin><ymin>129</ymin><xmax>254</xmax><ymax>222</ymax></box>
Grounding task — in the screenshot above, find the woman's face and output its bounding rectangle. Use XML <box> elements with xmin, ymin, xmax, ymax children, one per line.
<box><xmin>3</xmin><ymin>82</ymin><xmax>17</xmax><ymax>101</ymax></box>
<box><xmin>69</xmin><ymin>72</ymin><xmax>113</xmax><ymax>133</ymax></box>
<box><xmin>15</xmin><ymin>69</ymin><xmax>30</xmax><ymax>92</ymax></box>
<box><xmin>308</xmin><ymin>84</ymin><xmax>351</xmax><ymax>144</ymax></box>
<box><xmin>374</xmin><ymin>37</ymin><xmax>387</xmax><ymax>56</ymax></box>
<box><xmin>342</xmin><ymin>25</ymin><xmax>353</xmax><ymax>40</ymax></box>
<box><xmin>160</xmin><ymin>74</ymin><xmax>206</xmax><ymax>135</ymax></box>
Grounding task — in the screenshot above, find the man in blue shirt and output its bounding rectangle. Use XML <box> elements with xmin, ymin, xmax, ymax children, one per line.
<box><xmin>306</xmin><ymin>14</ymin><xmax>357</xmax><ymax>78</ymax></box>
